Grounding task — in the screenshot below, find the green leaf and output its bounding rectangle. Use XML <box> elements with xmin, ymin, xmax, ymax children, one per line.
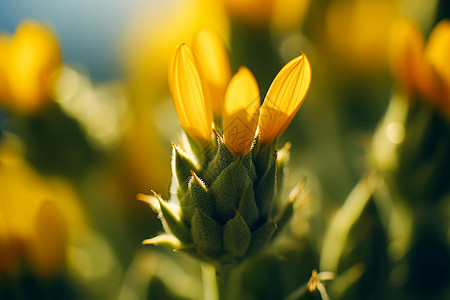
<box><xmin>191</xmin><ymin>207</ymin><xmax>223</xmax><ymax>255</ymax></box>
<box><xmin>211</xmin><ymin>161</ymin><xmax>250</xmax><ymax>223</ymax></box>
<box><xmin>223</xmin><ymin>212</ymin><xmax>251</xmax><ymax>257</ymax></box>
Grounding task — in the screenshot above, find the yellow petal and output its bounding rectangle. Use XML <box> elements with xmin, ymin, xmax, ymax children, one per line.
<box><xmin>192</xmin><ymin>28</ymin><xmax>231</xmax><ymax>119</ymax></box>
<box><xmin>223</xmin><ymin>67</ymin><xmax>260</xmax><ymax>155</ymax></box>
<box><xmin>5</xmin><ymin>21</ymin><xmax>61</xmax><ymax>114</ymax></box>
<box><xmin>258</xmin><ymin>53</ymin><xmax>311</xmax><ymax>145</ymax></box>
<box><xmin>424</xmin><ymin>19</ymin><xmax>450</xmax><ymax>108</ymax></box>
<box><xmin>168</xmin><ymin>43</ymin><xmax>213</xmax><ymax>146</ymax></box>
<box><xmin>388</xmin><ymin>18</ymin><xmax>425</xmax><ymax>96</ymax></box>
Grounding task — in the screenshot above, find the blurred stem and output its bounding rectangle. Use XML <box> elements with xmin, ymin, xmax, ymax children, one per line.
<box><xmin>320</xmin><ymin>173</ymin><xmax>378</xmax><ymax>272</ymax></box>
<box><xmin>201</xmin><ymin>263</ymin><xmax>220</xmax><ymax>300</ymax></box>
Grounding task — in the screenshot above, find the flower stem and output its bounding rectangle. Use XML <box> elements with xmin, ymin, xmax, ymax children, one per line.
<box><xmin>201</xmin><ymin>263</ymin><xmax>220</xmax><ymax>300</ymax></box>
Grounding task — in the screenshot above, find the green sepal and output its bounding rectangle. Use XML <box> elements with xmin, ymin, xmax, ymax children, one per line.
<box><xmin>275</xmin><ymin>142</ymin><xmax>291</xmax><ymax>203</ymax></box>
<box><xmin>242</xmin><ymin>149</ymin><xmax>257</xmax><ymax>181</ymax></box>
<box><xmin>153</xmin><ymin>191</ymin><xmax>192</xmax><ymax>244</ymax></box>
<box><xmin>223</xmin><ymin>212</ymin><xmax>251</xmax><ymax>257</ymax></box>
<box><xmin>172</xmin><ymin>142</ymin><xmax>198</xmax><ymax>192</ymax></box>
<box><xmin>251</xmin><ymin>135</ymin><xmax>260</xmax><ymax>161</ymax></box>
<box><xmin>189</xmin><ymin>171</ymin><xmax>215</xmax><ymax>217</ymax></box>
<box><xmin>239</xmin><ymin>181</ymin><xmax>259</xmax><ymax>228</ymax></box>
<box><xmin>247</xmin><ymin>221</ymin><xmax>277</xmax><ymax>255</ymax></box>
<box><xmin>191</xmin><ymin>207</ymin><xmax>223</xmax><ymax>256</ymax></box>
<box><xmin>178</xmin><ymin>191</ymin><xmax>194</xmax><ymax>223</ymax></box>
<box><xmin>255</xmin><ymin>152</ymin><xmax>277</xmax><ymax>220</ymax></box>
<box><xmin>275</xmin><ymin>177</ymin><xmax>307</xmax><ymax>233</ymax></box>
<box><xmin>253</xmin><ymin>138</ymin><xmax>275</xmax><ymax>178</ymax></box>
<box><xmin>203</xmin><ymin>137</ymin><xmax>234</xmax><ymax>183</ymax></box>
<box><xmin>183</xmin><ymin>130</ymin><xmax>216</xmax><ymax>166</ymax></box>
<box><xmin>211</xmin><ymin>160</ymin><xmax>250</xmax><ymax>223</ymax></box>
<box><xmin>142</xmin><ymin>234</ymin><xmax>183</xmax><ymax>249</ymax></box>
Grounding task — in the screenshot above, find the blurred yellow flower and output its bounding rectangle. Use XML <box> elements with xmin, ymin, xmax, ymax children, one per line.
<box><xmin>423</xmin><ymin>20</ymin><xmax>450</xmax><ymax>111</ymax></box>
<box><xmin>0</xmin><ymin>138</ymin><xmax>87</xmax><ymax>277</ymax></box>
<box><xmin>123</xmin><ymin>0</ymin><xmax>229</xmax><ymax>94</ymax></box>
<box><xmin>389</xmin><ymin>18</ymin><xmax>450</xmax><ymax>113</ymax></box>
<box><xmin>169</xmin><ymin>31</ymin><xmax>311</xmax><ymax>153</ymax></box>
<box><xmin>258</xmin><ymin>53</ymin><xmax>311</xmax><ymax>145</ymax></box>
<box><xmin>192</xmin><ymin>29</ymin><xmax>231</xmax><ymax>119</ymax></box>
<box><xmin>223</xmin><ymin>67</ymin><xmax>260</xmax><ymax>155</ymax></box>
<box><xmin>0</xmin><ymin>20</ymin><xmax>61</xmax><ymax>115</ymax></box>
<box><xmin>389</xmin><ymin>18</ymin><xmax>425</xmax><ymax>96</ymax></box>
<box><xmin>120</xmin><ymin>0</ymin><xmax>229</xmax><ymax>192</ymax></box>
<box><xmin>325</xmin><ymin>0</ymin><xmax>395</xmax><ymax>70</ymax></box>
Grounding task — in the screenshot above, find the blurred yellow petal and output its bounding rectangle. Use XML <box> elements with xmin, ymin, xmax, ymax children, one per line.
<box><xmin>123</xmin><ymin>0</ymin><xmax>229</xmax><ymax>94</ymax></box>
<box><xmin>0</xmin><ymin>138</ymin><xmax>87</xmax><ymax>276</ymax></box>
<box><xmin>424</xmin><ymin>19</ymin><xmax>450</xmax><ymax>108</ymax></box>
<box><xmin>192</xmin><ymin>28</ymin><xmax>231</xmax><ymax>119</ymax></box>
<box><xmin>169</xmin><ymin>43</ymin><xmax>213</xmax><ymax>146</ymax></box>
<box><xmin>223</xmin><ymin>67</ymin><xmax>260</xmax><ymax>155</ymax></box>
<box><xmin>389</xmin><ymin>18</ymin><xmax>425</xmax><ymax>95</ymax></box>
<box><xmin>259</xmin><ymin>53</ymin><xmax>311</xmax><ymax>145</ymax></box>
<box><xmin>3</xmin><ymin>21</ymin><xmax>61</xmax><ymax>114</ymax></box>
<box><xmin>426</xmin><ymin>20</ymin><xmax>450</xmax><ymax>83</ymax></box>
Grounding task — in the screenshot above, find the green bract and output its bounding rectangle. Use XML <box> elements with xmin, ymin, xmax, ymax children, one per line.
<box><xmin>143</xmin><ymin>134</ymin><xmax>303</xmax><ymax>271</ymax></box>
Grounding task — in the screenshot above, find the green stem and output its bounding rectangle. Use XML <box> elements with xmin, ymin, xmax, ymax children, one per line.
<box><xmin>201</xmin><ymin>263</ymin><xmax>220</xmax><ymax>300</ymax></box>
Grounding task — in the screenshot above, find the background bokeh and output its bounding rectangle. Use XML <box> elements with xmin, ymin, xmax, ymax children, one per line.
<box><xmin>1</xmin><ymin>0</ymin><xmax>449</xmax><ymax>299</ymax></box>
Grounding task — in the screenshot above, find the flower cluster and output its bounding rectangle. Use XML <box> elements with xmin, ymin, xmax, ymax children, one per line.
<box><xmin>141</xmin><ymin>28</ymin><xmax>311</xmax><ymax>269</ymax></box>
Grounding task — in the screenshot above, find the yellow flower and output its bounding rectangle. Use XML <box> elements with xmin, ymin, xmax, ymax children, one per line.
<box><xmin>389</xmin><ymin>18</ymin><xmax>450</xmax><ymax>113</ymax></box>
<box><xmin>389</xmin><ymin>18</ymin><xmax>425</xmax><ymax>96</ymax></box>
<box><xmin>223</xmin><ymin>67</ymin><xmax>260</xmax><ymax>155</ymax></box>
<box><xmin>0</xmin><ymin>20</ymin><xmax>61</xmax><ymax>115</ymax></box>
<box><xmin>325</xmin><ymin>0</ymin><xmax>395</xmax><ymax>70</ymax></box>
<box><xmin>423</xmin><ymin>20</ymin><xmax>450</xmax><ymax>111</ymax></box>
<box><xmin>0</xmin><ymin>138</ymin><xmax>87</xmax><ymax>277</ymax></box>
<box><xmin>258</xmin><ymin>53</ymin><xmax>311</xmax><ymax>145</ymax></box>
<box><xmin>169</xmin><ymin>43</ymin><xmax>214</xmax><ymax>146</ymax></box>
<box><xmin>169</xmin><ymin>31</ymin><xmax>311</xmax><ymax>153</ymax></box>
<box><xmin>192</xmin><ymin>29</ymin><xmax>231</xmax><ymax>119</ymax></box>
